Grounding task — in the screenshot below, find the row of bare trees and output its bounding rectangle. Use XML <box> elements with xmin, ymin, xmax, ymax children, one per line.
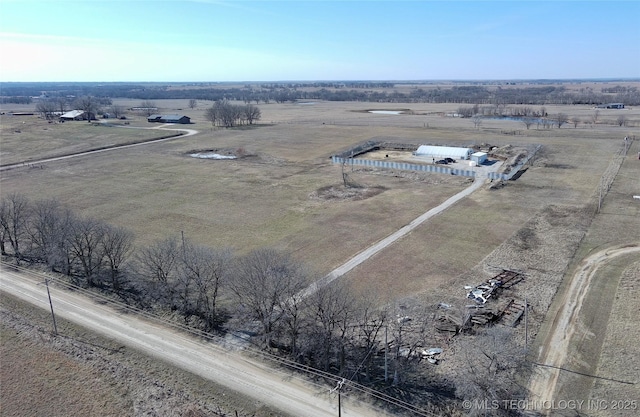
<box><xmin>35</xmin><ymin>95</ymin><xmax>111</xmax><ymax>121</ymax></box>
<box><xmin>2</xmin><ymin>193</ymin><xmax>534</xmax><ymax>412</ymax></box>
<box><xmin>205</xmin><ymin>100</ymin><xmax>262</xmax><ymax>127</ymax></box>
<box><xmin>0</xmin><ymin>194</ymin><xmax>133</xmax><ymax>290</ymax></box>
<box><xmin>0</xmin><ymin>193</ymin><xmax>426</xmax><ymax>385</ymax></box>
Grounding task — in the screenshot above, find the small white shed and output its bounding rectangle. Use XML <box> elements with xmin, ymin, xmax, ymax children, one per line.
<box><xmin>471</xmin><ymin>152</ymin><xmax>488</xmax><ymax>165</ymax></box>
<box><xmin>415</xmin><ymin>145</ymin><xmax>473</xmax><ymax>160</ymax></box>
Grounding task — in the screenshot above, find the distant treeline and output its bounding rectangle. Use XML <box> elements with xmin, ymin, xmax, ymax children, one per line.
<box><xmin>2</xmin><ymin>81</ymin><xmax>639</xmax><ymax>105</ymax></box>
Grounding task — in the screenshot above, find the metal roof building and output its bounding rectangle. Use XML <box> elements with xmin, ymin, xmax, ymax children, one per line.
<box><xmin>471</xmin><ymin>151</ymin><xmax>488</xmax><ymax>165</ymax></box>
<box><xmin>59</xmin><ymin>110</ymin><xmax>86</xmax><ymax>121</ymax></box>
<box><xmin>415</xmin><ymin>145</ymin><xmax>473</xmax><ymax>160</ymax></box>
<box><xmin>147</xmin><ymin>114</ymin><xmax>191</xmax><ymax>124</ymax></box>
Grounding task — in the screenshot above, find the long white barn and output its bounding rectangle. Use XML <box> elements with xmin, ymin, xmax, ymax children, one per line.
<box><xmin>415</xmin><ymin>145</ymin><xmax>473</xmax><ymax>160</ymax></box>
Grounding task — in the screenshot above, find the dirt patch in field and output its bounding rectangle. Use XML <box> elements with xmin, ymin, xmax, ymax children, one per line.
<box><xmin>310</xmin><ymin>184</ymin><xmax>387</xmax><ymax>201</ymax></box>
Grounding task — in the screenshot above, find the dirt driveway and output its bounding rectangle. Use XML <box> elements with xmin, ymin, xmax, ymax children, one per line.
<box><xmin>300</xmin><ymin>160</ymin><xmax>503</xmax><ymax>298</ymax></box>
<box><xmin>0</xmin><ymin>124</ymin><xmax>198</xmax><ymax>171</ymax></box>
<box><xmin>528</xmin><ymin>243</ymin><xmax>640</xmax><ymax>412</ymax></box>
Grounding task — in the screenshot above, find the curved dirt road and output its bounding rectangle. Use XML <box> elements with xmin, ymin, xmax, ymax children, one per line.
<box><xmin>0</xmin><ymin>266</ymin><xmax>394</xmax><ymax>417</ymax></box>
<box><xmin>528</xmin><ymin>243</ymin><xmax>640</xmax><ymax>410</ymax></box>
<box><xmin>0</xmin><ymin>124</ymin><xmax>198</xmax><ymax>171</ymax></box>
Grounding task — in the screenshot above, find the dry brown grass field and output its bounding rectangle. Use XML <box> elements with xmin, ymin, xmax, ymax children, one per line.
<box><xmin>1</xmin><ymin>91</ymin><xmax>639</xmax><ymax>415</ymax></box>
<box><xmin>0</xmin><ymin>113</ymin><xmax>177</xmax><ymax>166</ymax></box>
<box><xmin>0</xmin><ymin>292</ymin><xmax>284</xmax><ymax>417</ymax></box>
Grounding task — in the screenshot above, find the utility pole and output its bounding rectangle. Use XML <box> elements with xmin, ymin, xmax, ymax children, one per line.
<box><xmin>384</xmin><ymin>325</ymin><xmax>388</xmax><ymax>383</ymax></box>
<box><xmin>598</xmin><ymin>181</ymin><xmax>603</xmax><ymax>213</ymax></box>
<box><xmin>524</xmin><ymin>296</ymin><xmax>528</xmax><ymax>354</ymax></box>
<box><xmin>181</xmin><ymin>230</ymin><xmax>187</xmax><ymax>259</ymax></box>
<box><xmin>45</xmin><ymin>279</ymin><xmax>58</xmax><ymax>336</ymax></box>
<box><xmin>331</xmin><ymin>378</ymin><xmax>345</xmax><ymax>417</ymax></box>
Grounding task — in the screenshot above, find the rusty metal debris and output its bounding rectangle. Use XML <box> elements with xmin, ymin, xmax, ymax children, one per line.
<box><xmin>436</xmin><ymin>269</ymin><xmax>526</xmax><ymax>332</ymax></box>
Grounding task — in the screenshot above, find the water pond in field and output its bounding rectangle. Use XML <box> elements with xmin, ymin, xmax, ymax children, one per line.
<box><xmin>368</xmin><ymin>110</ymin><xmax>403</xmax><ymax>115</ymax></box>
<box><xmin>190</xmin><ymin>152</ymin><xmax>237</xmax><ymax>160</ymax></box>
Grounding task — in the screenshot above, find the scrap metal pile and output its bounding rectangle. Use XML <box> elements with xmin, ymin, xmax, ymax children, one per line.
<box><xmin>436</xmin><ymin>270</ymin><xmax>526</xmax><ymax>333</ymax></box>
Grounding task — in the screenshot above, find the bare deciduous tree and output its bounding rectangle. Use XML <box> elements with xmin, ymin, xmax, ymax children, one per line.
<box><xmin>204</xmin><ymin>106</ymin><xmax>218</xmax><ymax>127</ymax></box>
<box><xmin>109</xmin><ymin>104</ymin><xmax>126</xmax><ymax>119</ymax></box>
<box><xmin>180</xmin><ymin>241</ymin><xmax>232</xmax><ymax>330</ymax></box>
<box><xmin>54</xmin><ymin>97</ymin><xmax>67</xmax><ymax>113</ymax></box>
<box><xmin>555</xmin><ymin>112</ymin><xmax>568</xmax><ymax>128</ymax></box>
<box><xmin>188</xmin><ymin>99</ymin><xmax>198</xmax><ymax>109</ymax></box>
<box><xmin>521</xmin><ymin>117</ymin><xmax>534</xmax><ymax>130</ymax></box>
<box><xmin>206</xmin><ymin>101</ymin><xmax>261</xmax><ymax>128</ymax></box>
<box><xmin>230</xmin><ymin>248</ymin><xmax>309</xmax><ymax>349</ymax></box>
<box><xmin>135</xmin><ymin>237</ymin><xmax>181</xmax><ymax>306</ymax></box>
<box><xmin>27</xmin><ymin>198</ymin><xmax>74</xmax><ymax>272</ymax></box>
<box><xmin>0</xmin><ymin>193</ymin><xmax>31</xmax><ymax>263</ymax></box>
<box><xmin>140</xmin><ymin>100</ymin><xmax>157</xmax><ymax>116</ymax></box>
<box><xmin>75</xmin><ymin>95</ymin><xmax>100</xmax><ymax>122</ymax></box>
<box><xmin>101</xmin><ymin>225</ymin><xmax>135</xmax><ymax>292</ymax></box>
<box><xmin>35</xmin><ymin>99</ymin><xmax>58</xmax><ymax>120</ymax></box>
<box><xmin>347</xmin><ymin>290</ymin><xmax>388</xmax><ymax>383</ymax></box>
<box><xmin>617</xmin><ymin>114</ymin><xmax>627</xmax><ymax>127</ymax></box>
<box><xmin>303</xmin><ymin>280</ymin><xmax>355</xmax><ymax>373</ymax></box>
<box><xmin>67</xmin><ymin>216</ymin><xmax>106</xmax><ymax>286</ymax></box>
<box><xmin>539</xmin><ymin>106</ymin><xmax>547</xmax><ymax>117</ymax></box>
<box><xmin>454</xmin><ymin>327</ymin><xmax>531</xmax><ymax>416</ymax></box>
<box><xmin>571</xmin><ymin>116</ymin><xmax>581</xmax><ymax>128</ymax></box>
<box><xmin>243</xmin><ymin>104</ymin><xmax>261</xmax><ymax>125</ymax></box>
<box><xmin>280</xmin><ymin>289</ymin><xmax>306</xmax><ymax>360</ymax></box>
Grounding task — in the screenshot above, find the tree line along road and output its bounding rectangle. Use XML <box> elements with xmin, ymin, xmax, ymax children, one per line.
<box><xmin>0</xmin><ymin>265</ymin><xmax>405</xmax><ymax>417</ymax></box>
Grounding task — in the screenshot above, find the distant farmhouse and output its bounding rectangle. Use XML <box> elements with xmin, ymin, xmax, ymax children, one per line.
<box><xmin>596</xmin><ymin>103</ymin><xmax>625</xmax><ymax>109</ymax></box>
<box><xmin>59</xmin><ymin>110</ymin><xmax>95</xmax><ymax>121</ymax></box>
<box><xmin>147</xmin><ymin>114</ymin><xmax>191</xmax><ymax>124</ymax></box>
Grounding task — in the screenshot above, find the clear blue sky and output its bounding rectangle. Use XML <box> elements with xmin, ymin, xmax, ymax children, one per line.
<box><xmin>1</xmin><ymin>0</ymin><xmax>639</xmax><ymax>82</ymax></box>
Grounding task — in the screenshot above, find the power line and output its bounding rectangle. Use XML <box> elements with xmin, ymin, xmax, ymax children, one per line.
<box><xmin>2</xmin><ymin>262</ymin><xmax>439</xmax><ymax>416</ymax></box>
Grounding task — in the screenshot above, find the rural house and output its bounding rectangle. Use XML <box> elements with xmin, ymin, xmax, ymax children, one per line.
<box><xmin>59</xmin><ymin>109</ymin><xmax>94</xmax><ymax>121</ymax></box>
<box><xmin>147</xmin><ymin>114</ymin><xmax>191</xmax><ymax>124</ymax></box>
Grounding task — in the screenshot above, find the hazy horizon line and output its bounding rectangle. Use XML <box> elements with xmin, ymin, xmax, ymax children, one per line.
<box><xmin>3</xmin><ymin>78</ymin><xmax>639</xmax><ymax>85</ymax></box>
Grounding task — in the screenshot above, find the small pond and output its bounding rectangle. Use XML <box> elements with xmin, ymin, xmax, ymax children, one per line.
<box><xmin>190</xmin><ymin>152</ymin><xmax>237</xmax><ymax>160</ymax></box>
<box><xmin>368</xmin><ymin>110</ymin><xmax>403</xmax><ymax>115</ymax></box>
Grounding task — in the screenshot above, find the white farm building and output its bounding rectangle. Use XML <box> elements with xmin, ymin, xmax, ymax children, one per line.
<box><xmin>415</xmin><ymin>145</ymin><xmax>473</xmax><ymax>160</ymax></box>
<box><xmin>471</xmin><ymin>152</ymin><xmax>488</xmax><ymax>165</ymax></box>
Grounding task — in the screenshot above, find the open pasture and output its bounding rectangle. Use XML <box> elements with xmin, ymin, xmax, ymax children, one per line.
<box><xmin>2</xmin><ymin>95</ymin><xmax>640</xmax><ymax>415</ymax></box>
<box><xmin>0</xmin><ymin>113</ymin><xmax>173</xmax><ymax>165</ymax></box>
<box><xmin>1</xmin><ymin>99</ymin><xmax>638</xmax><ymax>298</ymax></box>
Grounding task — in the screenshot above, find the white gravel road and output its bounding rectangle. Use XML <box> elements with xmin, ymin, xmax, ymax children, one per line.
<box><xmin>301</xmin><ymin>161</ymin><xmax>502</xmax><ymax>297</ymax></box>
<box><xmin>0</xmin><ymin>266</ymin><xmax>395</xmax><ymax>417</ymax></box>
